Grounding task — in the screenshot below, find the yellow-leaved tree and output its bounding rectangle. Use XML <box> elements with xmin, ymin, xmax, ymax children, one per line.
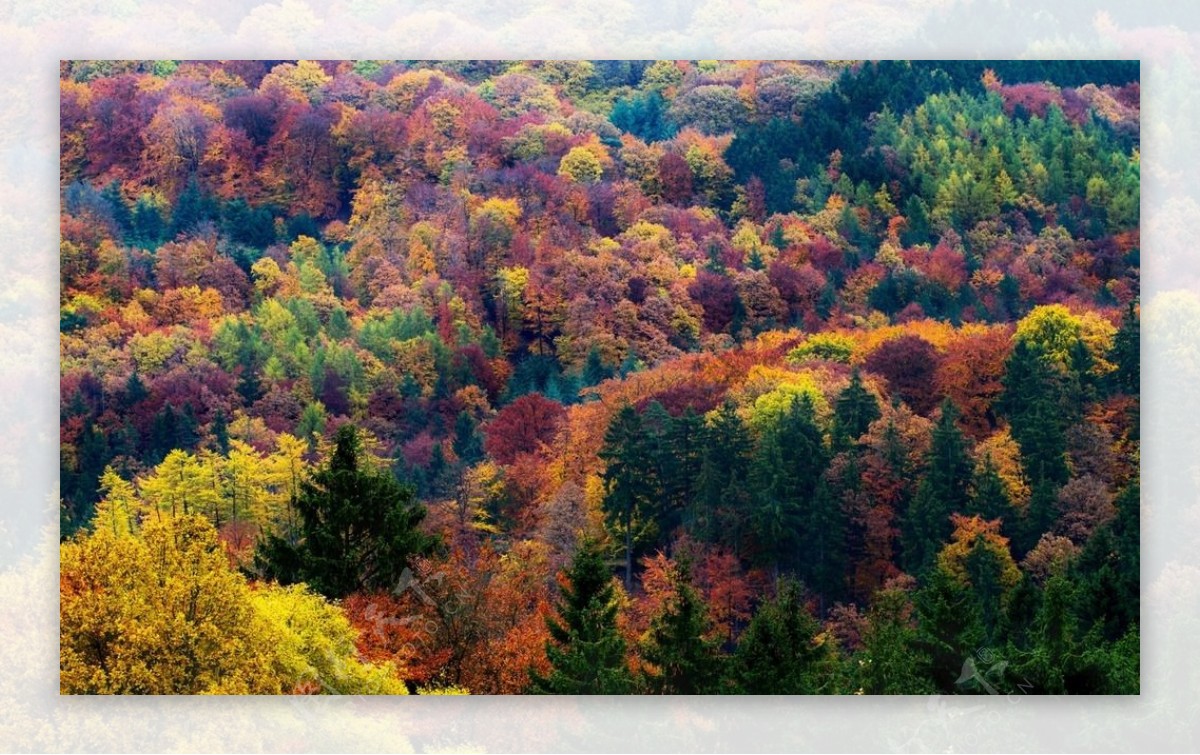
<box><xmin>61</xmin><ymin>513</ymin><xmax>407</xmax><ymax>694</ymax></box>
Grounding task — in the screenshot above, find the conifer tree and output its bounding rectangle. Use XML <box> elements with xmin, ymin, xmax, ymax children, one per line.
<box><xmin>255</xmin><ymin>424</ymin><xmax>438</xmax><ymax>599</ymax></box>
<box><xmin>639</xmin><ymin>560</ymin><xmax>726</xmax><ymax>694</ymax></box>
<box><xmin>832</xmin><ymin>369</ymin><xmax>880</xmax><ymax>452</ymax></box>
<box><xmin>902</xmin><ymin>399</ymin><xmax>973</xmax><ymax>573</ymax></box>
<box><xmin>599</xmin><ymin>404</ymin><xmax>659</xmax><ymax>588</ymax></box>
<box><xmin>531</xmin><ymin>539</ymin><xmax>633</xmax><ymax>694</ymax></box>
<box><xmin>734</xmin><ymin>579</ymin><xmax>836</xmax><ymax>693</ymax></box>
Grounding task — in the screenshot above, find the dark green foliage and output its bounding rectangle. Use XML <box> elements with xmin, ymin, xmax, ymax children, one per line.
<box><xmin>582</xmin><ymin>345</ymin><xmax>614</xmax><ymax>387</ymax></box>
<box><xmin>660</xmin><ymin>408</ymin><xmax>705</xmax><ymax>534</ymax></box>
<box><xmin>222</xmin><ymin>197</ymin><xmax>277</xmax><ymax>249</ymax></box>
<box><xmin>639</xmin><ymin>560</ymin><xmax>727</xmax><ymax>694</ymax></box>
<box><xmin>832</xmin><ymin>369</ymin><xmax>880</xmax><ymax>451</ymax></box>
<box><xmin>599</xmin><ymin>405</ymin><xmax>660</xmax><ymax>588</ymax></box>
<box><xmin>999</xmin><ymin>341</ymin><xmax>1070</xmax><ymax>489</ymax></box>
<box><xmin>609</xmin><ymin>90</ymin><xmax>677</xmax><ymax>143</ymax></box>
<box><xmin>1110</xmin><ymin>301</ymin><xmax>1139</xmax><ymax>397</ymax></box>
<box><xmin>857</xmin><ymin>582</ymin><xmax>934</xmax><ymax>694</ymax></box>
<box><xmin>734</xmin><ymin>579</ymin><xmax>840</xmax><ymax>693</ymax></box>
<box><xmin>750</xmin><ymin>394</ymin><xmax>831</xmax><ymax>577</ymax></box>
<box><xmin>969</xmin><ymin>455</ymin><xmax>1015</xmax><ymax>530</ymax></box>
<box><xmin>694</xmin><ymin>401</ymin><xmax>754</xmax><ymax>550</ymax></box>
<box><xmin>169</xmin><ymin>174</ymin><xmax>216</xmax><ymax>238</ymax></box>
<box><xmin>254</xmin><ymin>425</ymin><xmax>439</xmax><ymax>599</ymax></box>
<box><xmin>915</xmin><ymin>567</ymin><xmax>984</xmax><ymax>692</ymax></box>
<box><xmin>530</xmin><ymin>538</ymin><xmax>634</xmax><ymax>694</ymax></box>
<box><xmin>452</xmin><ymin>410</ymin><xmax>484</xmax><ymax>464</ymax></box>
<box><xmin>1074</xmin><ymin>481</ymin><xmax>1139</xmax><ymax>642</ymax></box>
<box><xmin>902</xmin><ymin>400</ymin><xmax>973</xmax><ymax>573</ymax></box>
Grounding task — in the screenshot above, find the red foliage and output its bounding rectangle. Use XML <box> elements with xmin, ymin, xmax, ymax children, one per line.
<box><xmin>863</xmin><ymin>334</ymin><xmax>943</xmax><ymax>416</ymax></box>
<box><xmin>483</xmin><ymin>393</ymin><xmax>567</xmax><ymax>465</ymax></box>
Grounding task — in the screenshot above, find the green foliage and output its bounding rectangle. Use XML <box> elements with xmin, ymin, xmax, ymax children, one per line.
<box><xmin>734</xmin><ymin>579</ymin><xmax>843</xmax><ymax>693</ymax></box>
<box><xmin>255</xmin><ymin>424</ymin><xmax>439</xmax><ymax>599</ymax></box>
<box><xmin>638</xmin><ymin>560</ymin><xmax>727</xmax><ymax>694</ymax></box>
<box><xmin>530</xmin><ymin>539</ymin><xmax>633</xmax><ymax>694</ymax></box>
<box><xmin>832</xmin><ymin>369</ymin><xmax>881</xmax><ymax>450</ymax></box>
<box><xmin>902</xmin><ymin>400</ymin><xmax>973</xmax><ymax>573</ymax></box>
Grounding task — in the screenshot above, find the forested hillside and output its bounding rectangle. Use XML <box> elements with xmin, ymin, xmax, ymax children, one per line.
<box><xmin>59</xmin><ymin>60</ymin><xmax>1139</xmax><ymax>694</ymax></box>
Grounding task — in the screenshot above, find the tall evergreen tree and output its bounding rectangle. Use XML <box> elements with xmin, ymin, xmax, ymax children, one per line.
<box><xmin>599</xmin><ymin>404</ymin><xmax>659</xmax><ymax>588</ymax></box>
<box><xmin>662</xmin><ymin>408</ymin><xmax>706</xmax><ymax>533</ymax></box>
<box><xmin>694</xmin><ymin>400</ymin><xmax>753</xmax><ymax>548</ymax></box>
<box><xmin>969</xmin><ymin>454</ymin><xmax>1015</xmax><ymax>529</ymax></box>
<box><xmin>915</xmin><ymin>566</ymin><xmax>984</xmax><ymax>692</ymax></box>
<box><xmin>531</xmin><ymin>539</ymin><xmax>633</xmax><ymax>694</ymax></box>
<box><xmin>1110</xmin><ymin>301</ymin><xmax>1139</xmax><ymax>397</ymax></box>
<box><xmin>639</xmin><ymin>560</ymin><xmax>727</xmax><ymax>694</ymax></box>
<box><xmin>857</xmin><ymin>582</ymin><xmax>934</xmax><ymax>694</ymax></box>
<box><xmin>750</xmin><ymin>394</ymin><xmax>830</xmax><ymax>576</ymax></box>
<box><xmin>832</xmin><ymin>369</ymin><xmax>881</xmax><ymax>452</ymax></box>
<box><xmin>902</xmin><ymin>400</ymin><xmax>973</xmax><ymax>573</ymax></box>
<box><xmin>734</xmin><ymin>579</ymin><xmax>839</xmax><ymax>693</ymax></box>
<box><xmin>999</xmin><ymin>340</ymin><xmax>1069</xmax><ymax>489</ymax></box>
<box><xmin>254</xmin><ymin>425</ymin><xmax>439</xmax><ymax>599</ymax></box>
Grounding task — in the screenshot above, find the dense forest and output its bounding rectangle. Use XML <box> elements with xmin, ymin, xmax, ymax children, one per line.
<box><xmin>59</xmin><ymin>59</ymin><xmax>1139</xmax><ymax>694</ymax></box>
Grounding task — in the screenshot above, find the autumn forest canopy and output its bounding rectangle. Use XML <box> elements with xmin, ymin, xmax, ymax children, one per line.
<box><xmin>59</xmin><ymin>59</ymin><xmax>1139</xmax><ymax>695</ymax></box>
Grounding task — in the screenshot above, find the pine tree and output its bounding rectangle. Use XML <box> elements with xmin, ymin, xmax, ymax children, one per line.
<box><xmin>832</xmin><ymin>368</ymin><xmax>880</xmax><ymax>452</ymax></box>
<box><xmin>639</xmin><ymin>560</ymin><xmax>727</xmax><ymax>694</ymax></box>
<box><xmin>530</xmin><ymin>539</ymin><xmax>633</xmax><ymax>694</ymax></box>
<box><xmin>452</xmin><ymin>410</ymin><xmax>483</xmax><ymax>464</ymax></box>
<box><xmin>734</xmin><ymin>579</ymin><xmax>836</xmax><ymax>693</ymax></box>
<box><xmin>662</xmin><ymin>408</ymin><xmax>705</xmax><ymax>532</ymax></box>
<box><xmin>857</xmin><ymin>582</ymin><xmax>934</xmax><ymax>694</ymax></box>
<box><xmin>1110</xmin><ymin>301</ymin><xmax>1139</xmax><ymax>397</ymax></box>
<box><xmin>694</xmin><ymin>401</ymin><xmax>753</xmax><ymax>547</ymax></box>
<box><xmin>969</xmin><ymin>454</ymin><xmax>1014</xmax><ymax>529</ymax></box>
<box><xmin>211</xmin><ymin>409</ymin><xmax>230</xmax><ymax>455</ymax></box>
<box><xmin>254</xmin><ymin>424</ymin><xmax>439</xmax><ymax>599</ymax></box>
<box><xmin>599</xmin><ymin>404</ymin><xmax>659</xmax><ymax>588</ymax></box>
<box><xmin>902</xmin><ymin>400</ymin><xmax>972</xmax><ymax>573</ymax></box>
<box><xmin>999</xmin><ymin>340</ymin><xmax>1069</xmax><ymax>489</ymax></box>
<box><xmin>915</xmin><ymin>566</ymin><xmax>984</xmax><ymax>692</ymax></box>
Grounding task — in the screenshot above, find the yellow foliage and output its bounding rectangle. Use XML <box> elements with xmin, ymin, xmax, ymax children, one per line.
<box><xmin>252</xmin><ymin>583</ymin><xmax>408</xmax><ymax>694</ymax></box>
<box><xmin>974</xmin><ymin>429</ymin><xmax>1031</xmax><ymax>509</ymax></box>
<box><xmin>61</xmin><ymin>515</ymin><xmax>283</xmax><ymax>694</ymax></box>
<box><xmin>128</xmin><ymin>330</ymin><xmax>177</xmax><ymax>373</ymax></box>
<box><xmin>558</xmin><ymin>146</ymin><xmax>604</xmax><ymax>184</ymax></box>
<box><xmin>936</xmin><ymin>514</ymin><xmax>1021</xmax><ymax>592</ymax></box>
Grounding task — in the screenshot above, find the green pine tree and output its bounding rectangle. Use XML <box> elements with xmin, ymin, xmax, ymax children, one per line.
<box><xmin>254</xmin><ymin>424</ymin><xmax>439</xmax><ymax>599</ymax></box>
<box><xmin>530</xmin><ymin>539</ymin><xmax>634</xmax><ymax>694</ymax></box>
<box><xmin>832</xmin><ymin>368</ymin><xmax>881</xmax><ymax>452</ymax></box>
<box><xmin>599</xmin><ymin>404</ymin><xmax>659</xmax><ymax>588</ymax></box>
<box><xmin>902</xmin><ymin>399</ymin><xmax>972</xmax><ymax>573</ymax></box>
<box><xmin>639</xmin><ymin>560</ymin><xmax>727</xmax><ymax>694</ymax></box>
<box><xmin>734</xmin><ymin>579</ymin><xmax>841</xmax><ymax>693</ymax></box>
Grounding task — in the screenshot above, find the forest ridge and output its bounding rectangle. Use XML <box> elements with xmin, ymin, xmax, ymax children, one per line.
<box><xmin>59</xmin><ymin>60</ymin><xmax>1139</xmax><ymax>695</ymax></box>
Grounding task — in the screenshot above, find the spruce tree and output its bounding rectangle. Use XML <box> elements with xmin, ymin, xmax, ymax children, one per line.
<box><xmin>734</xmin><ymin>579</ymin><xmax>835</xmax><ymax>693</ymax></box>
<box><xmin>902</xmin><ymin>399</ymin><xmax>972</xmax><ymax>573</ymax></box>
<box><xmin>662</xmin><ymin>408</ymin><xmax>705</xmax><ymax>533</ymax></box>
<box><xmin>254</xmin><ymin>424</ymin><xmax>439</xmax><ymax>599</ymax></box>
<box><xmin>1110</xmin><ymin>301</ymin><xmax>1139</xmax><ymax>397</ymax></box>
<box><xmin>530</xmin><ymin>539</ymin><xmax>633</xmax><ymax>694</ymax></box>
<box><xmin>857</xmin><ymin>583</ymin><xmax>934</xmax><ymax>694</ymax></box>
<box><xmin>599</xmin><ymin>404</ymin><xmax>658</xmax><ymax>588</ymax></box>
<box><xmin>969</xmin><ymin>454</ymin><xmax>1015</xmax><ymax>539</ymax></box>
<box><xmin>832</xmin><ymin>368</ymin><xmax>881</xmax><ymax>452</ymax></box>
<box><xmin>694</xmin><ymin>401</ymin><xmax>753</xmax><ymax>547</ymax></box>
<box><xmin>915</xmin><ymin>566</ymin><xmax>983</xmax><ymax>692</ymax></box>
<box><xmin>999</xmin><ymin>340</ymin><xmax>1069</xmax><ymax>488</ymax></box>
<box><xmin>639</xmin><ymin>560</ymin><xmax>727</xmax><ymax>694</ymax></box>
